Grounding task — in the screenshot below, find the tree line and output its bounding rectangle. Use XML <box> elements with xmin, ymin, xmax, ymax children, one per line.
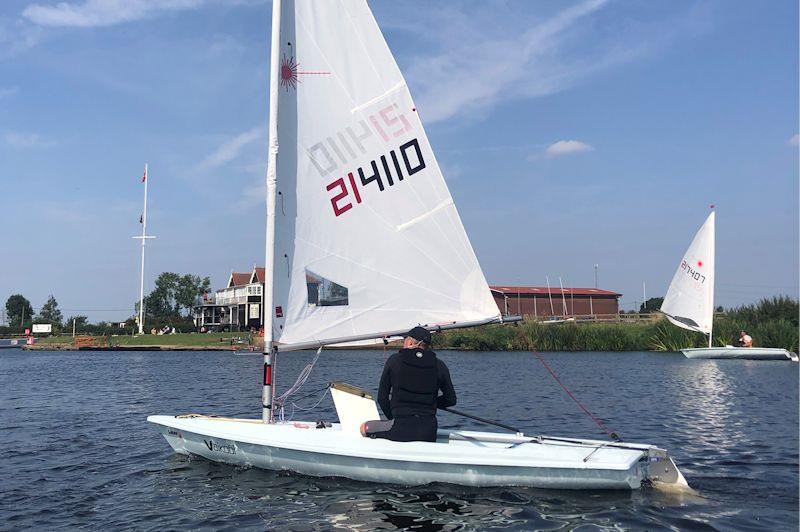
<box><xmin>3</xmin><ymin>271</ymin><xmax>211</xmax><ymax>334</ymax></box>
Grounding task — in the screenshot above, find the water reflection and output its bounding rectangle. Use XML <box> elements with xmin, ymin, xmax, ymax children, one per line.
<box><xmin>672</xmin><ymin>360</ymin><xmax>738</xmax><ymax>439</ymax></box>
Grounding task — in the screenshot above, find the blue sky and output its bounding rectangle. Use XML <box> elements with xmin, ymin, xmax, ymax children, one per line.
<box><xmin>1</xmin><ymin>0</ymin><xmax>797</xmax><ymax>323</ymax></box>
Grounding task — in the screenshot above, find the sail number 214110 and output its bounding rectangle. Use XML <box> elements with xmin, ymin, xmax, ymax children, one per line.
<box><xmin>326</xmin><ymin>138</ymin><xmax>426</xmax><ymax>217</ymax></box>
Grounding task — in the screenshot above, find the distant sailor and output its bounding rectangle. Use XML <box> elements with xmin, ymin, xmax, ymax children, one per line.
<box><xmin>361</xmin><ymin>326</ymin><xmax>456</xmax><ymax>442</ymax></box>
<box><xmin>736</xmin><ymin>330</ymin><xmax>753</xmax><ymax>348</ymax></box>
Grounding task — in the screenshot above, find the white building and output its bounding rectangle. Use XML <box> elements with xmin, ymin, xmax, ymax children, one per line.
<box><xmin>193</xmin><ymin>267</ymin><xmax>264</xmax><ymax>332</ymax></box>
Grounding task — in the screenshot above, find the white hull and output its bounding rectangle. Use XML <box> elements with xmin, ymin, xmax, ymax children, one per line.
<box><xmin>682</xmin><ymin>346</ymin><xmax>798</xmax><ymax>361</ymax></box>
<box><xmin>147</xmin><ymin>415</ymin><xmax>687</xmax><ymax>490</ymax></box>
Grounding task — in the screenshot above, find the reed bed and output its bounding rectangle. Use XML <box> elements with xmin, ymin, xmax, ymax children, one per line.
<box><xmin>437</xmin><ymin>297</ymin><xmax>798</xmax><ymax>352</ymax></box>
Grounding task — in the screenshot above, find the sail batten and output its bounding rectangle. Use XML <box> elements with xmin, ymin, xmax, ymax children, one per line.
<box><xmin>660</xmin><ymin>212</ymin><xmax>715</xmax><ymax>337</ymax></box>
<box><xmin>269</xmin><ymin>0</ymin><xmax>500</xmax><ymax>348</ymax></box>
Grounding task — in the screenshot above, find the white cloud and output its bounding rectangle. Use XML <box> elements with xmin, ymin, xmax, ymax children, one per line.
<box><xmin>0</xmin><ymin>18</ymin><xmax>43</xmax><ymax>60</ymax></box>
<box><xmin>23</xmin><ymin>0</ymin><xmax>210</xmax><ymax>28</ymax></box>
<box><xmin>788</xmin><ymin>134</ymin><xmax>799</xmax><ymax>147</ymax></box>
<box><xmin>196</xmin><ymin>127</ymin><xmax>263</xmax><ymax>171</ymax></box>
<box><xmin>544</xmin><ymin>140</ymin><xmax>594</xmax><ymax>158</ymax></box>
<box><xmin>400</xmin><ymin>0</ymin><xmax>610</xmax><ymax>123</ymax></box>
<box><xmin>3</xmin><ymin>132</ymin><xmax>53</xmax><ymax>149</ymax></box>
<box><xmin>388</xmin><ymin>0</ymin><xmax>706</xmax><ymax>124</ymax></box>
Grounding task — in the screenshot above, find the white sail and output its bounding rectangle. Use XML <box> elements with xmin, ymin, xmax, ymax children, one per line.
<box><xmin>660</xmin><ymin>211</ymin><xmax>715</xmax><ymax>335</ymax></box>
<box><xmin>267</xmin><ymin>0</ymin><xmax>500</xmax><ymax>349</ymax></box>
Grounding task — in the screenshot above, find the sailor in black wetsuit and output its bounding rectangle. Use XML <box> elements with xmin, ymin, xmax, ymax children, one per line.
<box><xmin>362</xmin><ymin>326</ymin><xmax>456</xmax><ymax>442</ymax></box>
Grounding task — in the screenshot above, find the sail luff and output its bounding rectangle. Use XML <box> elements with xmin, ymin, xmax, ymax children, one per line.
<box><xmin>262</xmin><ymin>0</ymin><xmax>282</xmax><ymax>423</ymax></box>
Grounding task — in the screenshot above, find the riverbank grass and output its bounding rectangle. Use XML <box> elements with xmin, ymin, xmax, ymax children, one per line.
<box><xmin>35</xmin><ymin>332</ymin><xmax>252</xmax><ymax>348</ymax></box>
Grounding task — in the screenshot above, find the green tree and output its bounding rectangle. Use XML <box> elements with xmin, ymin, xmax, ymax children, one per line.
<box><xmin>141</xmin><ymin>272</ymin><xmax>212</xmax><ymax>318</ymax></box>
<box><xmin>37</xmin><ymin>295</ymin><xmax>63</xmax><ymax>327</ymax></box>
<box><xmin>640</xmin><ymin>297</ymin><xmax>664</xmax><ymax>314</ymax></box>
<box><xmin>65</xmin><ymin>315</ymin><xmax>89</xmax><ymax>331</ymax></box>
<box><xmin>176</xmin><ymin>274</ymin><xmax>211</xmax><ymax>316</ymax></box>
<box><xmin>145</xmin><ymin>272</ymin><xmax>181</xmax><ymax>317</ymax></box>
<box><xmin>5</xmin><ymin>294</ymin><xmax>33</xmax><ymax>327</ymax></box>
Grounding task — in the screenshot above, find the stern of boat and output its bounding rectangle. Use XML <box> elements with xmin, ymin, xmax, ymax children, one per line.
<box><xmin>642</xmin><ymin>447</ymin><xmax>690</xmax><ymax>492</ymax></box>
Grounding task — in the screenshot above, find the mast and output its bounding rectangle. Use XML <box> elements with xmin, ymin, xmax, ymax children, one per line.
<box><xmin>546</xmin><ymin>276</ymin><xmax>555</xmax><ymax>316</ymax></box>
<box><xmin>263</xmin><ymin>0</ymin><xmax>282</xmax><ymax>423</ymax></box>
<box><xmin>559</xmin><ymin>277</ymin><xmax>568</xmax><ymax>317</ymax></box>
<box><xmin>133</xmin><ymin>163</ymin><xmax>155</xmax><ymax>335</ymax></box>
<box><xmin>708</xmin><ymin>206</ymin><xmax>716</xmax><ymax>348</ymax></box>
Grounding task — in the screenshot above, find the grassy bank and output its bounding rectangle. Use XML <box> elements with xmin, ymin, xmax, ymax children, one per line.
<box><xmin>438</xmin><ymin>297</ymin><xmax>798</xmax><ymax>352</ymax></box>
<box><xmin>34</xmin><ymin>332</ymin><xmax>256</xmax><ymax>349</ymax></box>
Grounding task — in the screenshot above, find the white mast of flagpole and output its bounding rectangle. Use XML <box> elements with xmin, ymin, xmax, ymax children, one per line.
<box><xmin>133</xmin><ymin>163</ymin><xmax>156</xmax><ymax>335</ymax></box>
<box><xmin>263</xmin><ymin>0</ymin><xmax>282</xmax><ymax>423</ymax></box>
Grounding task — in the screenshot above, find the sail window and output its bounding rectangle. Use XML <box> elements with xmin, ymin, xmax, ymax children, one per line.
<box><xmin>306</xmin><ymin>271</ymin><xmax>349</xmax><ymax>307</ymax></box>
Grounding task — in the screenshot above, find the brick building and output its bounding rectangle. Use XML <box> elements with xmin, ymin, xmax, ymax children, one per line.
<box><xmin>491</xmin><ymin>286</ymin><xmax>621</xmax><ymax>318</ymax></box>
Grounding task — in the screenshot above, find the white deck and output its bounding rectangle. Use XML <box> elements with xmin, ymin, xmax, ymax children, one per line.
<box><xmin>682</xmin><ymin>346</ymin><xmax>798</xmax><ymax>360</ymax></box>
<box><xmin>147</xmin><ymin>414</ymin><xmax>687</xmax><ymax>490</ymax></box>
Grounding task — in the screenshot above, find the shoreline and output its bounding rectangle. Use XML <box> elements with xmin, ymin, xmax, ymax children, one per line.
<box><xmin>22</xmin><ymin>344</ymin><xmax>244</xmax><ymax>351</ymax></box>
<box><xmin>12</xmin><ymin>312</ymin><xmax>798</xmax><ymax>354</ymax></box>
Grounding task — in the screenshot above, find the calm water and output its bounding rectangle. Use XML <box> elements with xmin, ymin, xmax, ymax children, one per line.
<box><xmin>2</xmin><ymin>349</ymin><xmax>798</xmax><ymax>531</ymax></box>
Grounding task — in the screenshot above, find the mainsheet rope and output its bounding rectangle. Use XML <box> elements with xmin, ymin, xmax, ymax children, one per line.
<box><xmin>531</xmin><ymin>348</ymin><xmax>621</xmax><ymax>442</ymax></box>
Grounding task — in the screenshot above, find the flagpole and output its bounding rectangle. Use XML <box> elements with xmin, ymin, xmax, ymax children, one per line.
<box><xmin>133</xmin><ymin>163</ymin><xmax>155</xmax><ymax>335</ymax></box>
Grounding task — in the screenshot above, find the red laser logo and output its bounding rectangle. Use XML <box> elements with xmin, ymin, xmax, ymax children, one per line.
<box><xmin>280</xmin><ymin>53</ymin><xmax>330</xmax><ymax>91</ymax></box>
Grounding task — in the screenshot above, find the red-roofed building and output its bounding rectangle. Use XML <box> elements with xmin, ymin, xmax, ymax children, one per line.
<box><xmin>195</xmin><ymin>270</ymin><xmax>622</xmax><ymax>330</ymax></box>
<box><xmin>194</xmin><ymin>266</ymin><xmax>265</xmax><ymax>331</ymax></box>
<box><xmin>250</xmin><ymin>267</ymin><xmax>266</xmax><ymax>284</ymax></box>
<box><xmin>228</xmin><ymin>272</ymin><xmax>251</xmax><ymax>288</ymax></box>
<box><xmin>490</xmin><ymin>286</ymin><xmax>621</xmax><ymax>318</ymax></box>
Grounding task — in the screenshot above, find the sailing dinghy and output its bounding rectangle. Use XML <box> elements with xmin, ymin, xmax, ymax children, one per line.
<box><xmin>148</xmin><ymin>0</ymin><xmax>689</xmax><ymax>490</ymax></box>
<box><xmin>660</xmin><ymin>210</ymin><xmax>797</xmax><ymax>361</ymax></box>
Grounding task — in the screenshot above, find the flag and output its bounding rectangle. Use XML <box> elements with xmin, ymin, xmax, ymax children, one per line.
<box><xmin>139</xmin><ymin>213</ymin><xmax>143</xmax><ymax>224</ymax></box>
<box><xmin>141</xmin><ymin>167</ymin><xmax>147</xmax><ymax>183</ymax></box>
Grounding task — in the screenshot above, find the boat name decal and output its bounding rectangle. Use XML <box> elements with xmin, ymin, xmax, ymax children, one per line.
<box><xmin>680</xmin><ymin>259</ymin><xmax>706</xmax><ymax>284</ymax></box>
<box><xmin>325</xmin><ymin>138</ymin><xmax>426</xmax><ymax>217</ymax></box>
<box><xmin>203</xmin><ymin>439</ymin><xmax>236</xmax><ymax>455</ymax></box>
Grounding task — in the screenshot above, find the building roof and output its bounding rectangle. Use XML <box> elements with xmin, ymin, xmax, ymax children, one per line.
<box><xmin>490</xmin><ymin>286</ymin><xmax>621</xmax><ymax>297</ymax></box>
<box><xmin>228</xmin><ymin>272</ymin><xmax>251</xmax><ymax>287</ymax></box>
<box><xmin>251</xmin><ymin>267</ymin><xmax>266</xmax><ymax>284</ymax></box>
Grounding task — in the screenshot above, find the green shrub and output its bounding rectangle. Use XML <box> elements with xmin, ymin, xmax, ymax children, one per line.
<box><xmin>436</xmin><ymin>296</ymin><xmax>798</xmax><ymax>352</ymax></box>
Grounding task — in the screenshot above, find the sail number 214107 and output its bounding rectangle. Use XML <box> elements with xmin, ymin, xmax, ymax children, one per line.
<box><xmin>326</xmin><ymin>138</ymin><xmax>426</xmax><ymax>217</ymax></box>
